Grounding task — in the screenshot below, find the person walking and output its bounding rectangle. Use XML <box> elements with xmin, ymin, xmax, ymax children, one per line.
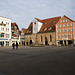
<box><xmin>12</xmin><ymin>43</ymin><xmax>15</xmax><ymax>50</ymax></box>
<box><xmin>16</xmin><ymin>42</ymin><xmax>18</xmax><ymax>50</ymax></box>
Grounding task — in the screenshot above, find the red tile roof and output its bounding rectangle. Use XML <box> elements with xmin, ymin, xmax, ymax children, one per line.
<box><xmin>22</xmin><ymin>28</ymin><xmax>27</xmax><ymax>34</ymax></box>
<box><xmin>39</xmin><ymin>16</ymin><xmax>61</xmax><ymax>32</ymax></box>
<box><xmin>26</xmin><ymin>22</ymin><xmax>33</xmax><ymax>34</ymax></box>
<box><xmin>25</xmin><ymin>16</ymin><xmax>61</xmax><ymax>34</ymax></box>
<box><xmin>63</xmin><ymin>15</ymin><xmax>74</xmax><ymax>22</ymax></box>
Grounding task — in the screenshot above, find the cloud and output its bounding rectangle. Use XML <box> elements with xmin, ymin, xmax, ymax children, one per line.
<box><xmin>0</xmin><ymin>0</ymin><xmax>75</xmax><ymax>30</ymax></box>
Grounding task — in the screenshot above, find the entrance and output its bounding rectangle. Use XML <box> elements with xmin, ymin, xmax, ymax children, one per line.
<box><xmin>45</xmin><ymin>37</ymin><xmax>48</xmax><ymax>45</ymax></box>
<box><xmin>30</xmin><ymin>40</ymin><xmax>32</xmax><ymax>45</ymax></box>
<box><xmin>68</xmin><ymin>40</ymin><xmax>73</xmax><ymax>45</ymax></box>
<box><xmin>26</xmin><ymin>42</ymin><xmax>28</xmax><ymax>46</ymax></box>
<box><xmin>60</xmin><ymin>41</ymin><xmax>63</xmax><ymax>46</ymax></box>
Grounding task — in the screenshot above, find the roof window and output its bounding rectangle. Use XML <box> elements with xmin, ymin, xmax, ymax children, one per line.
<box><xmin>52</xmin><ymin>21</ymin><xmax>55</xmax><ymax>23</ymax></box>
<box><xmin>48</xmin><ymin>27</ymin><xmax>51</xmax><ymax>30</ymax></box>
<box><xmin>44</xmin><ymin>28</ymin><xmax>47</xmax><ymax>31</ymax></box>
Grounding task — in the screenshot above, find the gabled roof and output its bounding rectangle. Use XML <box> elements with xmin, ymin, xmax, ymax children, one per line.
<box><xmin>63</xmin><ymin>15</ymin><xmax>74</xmax><ymax>22</ymax></box>
<box><xmin>39</xmin><ymin>16</ymin><xmax>61</xmax><ymax>32</ymax></box>
<box><xmin>11</xmin><ymin>23</ymin><xmax>19</xmax><ymax>30</ymax></box>
<box><xmin>25</xmin><ymin>16</ymin><xmax>61</xmax><ymax>34</ymax></box>
<box><xmin>35</xmin><ymin>18</ymin><xmax>42</xmax><ymax>23</ymax></box>
<box><xmin>22</xmin><ymin>28</ymin><xmax>27</xmax><ymax>34</ymax></box>
<box><xmin>25</xmin><ymin>22</ymin><xmax>33</xmax><ymax>34</ymax></box>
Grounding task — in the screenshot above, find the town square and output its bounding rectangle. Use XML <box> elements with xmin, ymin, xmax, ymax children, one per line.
<box><xmin>0</xmin><ymin>46</ymin><xmax>75</xmax><ymax>75</ymax></box>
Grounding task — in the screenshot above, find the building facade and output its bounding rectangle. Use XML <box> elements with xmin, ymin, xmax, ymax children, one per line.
<box><xmin>11</xmin><ymin>23</ymin><xmax>20</xmax><ymax>45</ymax></box>
<box><xmin>56</xmin><ymin>15</ymin><xmax>75</xmax><ymax>46</ymax></box>
<box><xmin>20</xmin><ymin>28</ymin><xmax>26</xmax><ymax>46</ymax></box>
<box><xmin>0</xmin><ymin>17</ymin><xmax>11</xmax><ymax>46</ymax></box>
<box><xmin>25</xmin><ymin>16</ymin><xmax>61</xmax><ymax>46</ymax></box>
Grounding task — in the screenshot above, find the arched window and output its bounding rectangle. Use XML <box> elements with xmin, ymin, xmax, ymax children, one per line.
<box><xmin>50</xmin><ymin>35</ymin><xmax>52</xmax><ymax>42</ymax></box>
<box><xmin>41</xmin><ymin>36</ymin><xmax>42</xmax><ymax>42</ymax></box>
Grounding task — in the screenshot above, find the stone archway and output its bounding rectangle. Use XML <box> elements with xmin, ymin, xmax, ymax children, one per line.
<box><xmin>30</xmin><ymin>40</ymin><xmax>33</xmax><ymax>45</ymax></box>
<box><xmin>45</xmin><ymin>37</ymin><xmax>48</xmax><ymax>45</ymax></box>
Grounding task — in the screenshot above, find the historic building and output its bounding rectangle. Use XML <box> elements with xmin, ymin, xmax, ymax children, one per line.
<box><xmin>25</xmin><ymin>16</ymin><xmax>61</xmax><ymax>46</ymax></box>
<box><xmin>56</xmin><ymin>15</ymin><xmax>75</xmax><ymax>46</ymax></box>
<box><xmin>20</xmin><ymin>28</ymin><xmax>26</xmax><ymax>46</ymax></box>
<box><xmin>0</xmin><ymin>17</ymin><xmax>11</xmax><ymax>46</ymax></box>
<box><xmin>11</xmin><ymin>23</ymin><xmax>20</xmax><ymax>44</ymax></box>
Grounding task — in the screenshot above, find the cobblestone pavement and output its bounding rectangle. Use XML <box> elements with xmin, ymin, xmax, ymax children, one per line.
<box><xmin>0</xmin><ymin>46</ymin><xmax>75</xmax><ymax>75</ymax></box>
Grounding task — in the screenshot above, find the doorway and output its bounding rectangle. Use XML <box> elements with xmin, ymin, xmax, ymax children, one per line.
<box><xmin>45</xmin><ymin>37</ymin><xmax>48</xmax><ymax>45</ymax></box>
<box><xmin>30</xmin><ymin>40</ymin><xmax>32</xmax><ymax>45</ymax></box>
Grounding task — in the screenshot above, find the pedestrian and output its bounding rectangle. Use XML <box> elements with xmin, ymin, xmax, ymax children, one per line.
<box><xmin>12</xmin><ymin>43</ymin><xmax>15</xmax><ymax>50</ymax></box>
<box><xmin>16</xmin><ymin>42</ymin><xmax>18</xmax><ymax>50</ymax></box>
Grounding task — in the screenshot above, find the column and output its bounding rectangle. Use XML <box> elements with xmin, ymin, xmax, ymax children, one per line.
<box><xmin>63</xmin><ymin>40</ymin><xmax>65</xmax><ymax>46</ymax></box>
<box><xmin>66</xmin><ymin>40</ymin><xmax>68</xmax><ymax>46</ymax></box>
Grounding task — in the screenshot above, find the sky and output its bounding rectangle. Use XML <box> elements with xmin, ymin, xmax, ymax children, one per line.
<box><xmin>0</xmin><ymin>0</ymin><xmax>75</xmax><ymax>30</ymax></box>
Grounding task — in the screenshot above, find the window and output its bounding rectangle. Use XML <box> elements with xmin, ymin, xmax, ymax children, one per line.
<box><xmin>61</xmin><ymin>20</ymin><xmax>63</xmax><ymax>23</ymax></box>
<box><xmin>3</xmin><ymin>28</ymin><xmax>4</xmax><ymax>31</ymax></box>
<box><xmin>0</xmin><ymin>33</ymin><xmax>4</xmax><ymax>38</ymax></box>
<box><xmin>60</xmin><ymin>25</ymin><xmax>62</xmax><ymax>28</ymax></box>
<box><xmin>71</xmin><ymin>29</ymin><xmax>73</xmax><ymax>32</ymax></box>
<box><xmin>71</xmin><ymin>34</ymin><xmax>73</xmax><ymax>38</ymax></box>
<box><xmin>6</xmin><ymin>34</ymin><xmax>9</xmax><ymax>38</ymax></box>
<box><xmin>61</xmin><ymin>35</ymin><xmax>62</xmax><ymax>38</ymax></box>
<box><xmin>48</xmin><ymin>27</ymin><xmax>51</xmax><ymax>30</ymax></box>
<box><xmin>64</xmin><ymin>34</ymin><xmax>66</xmax><ymax>38</ymax></box>
<box><xmin>68</xmin><ymin>34</ymin><xmax>70</xmax><ymax>38</ymax></box>
<box><xmin>57</xmin><ymin>25</ymin><xmax>59</xmax><ymax>28</ymax></box>
<box><xmin>64</xmin><ymin>29</ymin><xmax>66</xmax><ymax>32</ymax></box>
<box><xmin>6</xmin><ymin>28</ymin><xmax>7</xmax><ymax>31</ymax></box>
<box><xmin>64</xmin><ymin>24</ymin><xmax>66</xmax><ymax>27</ymax></box>
<box><xmin>71</xmin><ymin>23</ymin><xmax>73</xmax><ymax>26</ymax></box>
<box><xmin>1</xmin><ymin>27</ymin><xmax>2</xmax><ymax>30</ymax></box>
<box><xmin>52</xmin><ymin>21</ymin><xmax>55</xmax><ymax>23</ymax></box>
<box><xmin>63</xmin><ymin>20</ymin><xmax>65</xmax><ymax>22</ymax></box>
<box><xmin>2</xmin><ymin>21</ymin><xmax>3</xmax><ymax>24</ymax></box>
<box><xmin>66</xmin><ymin>19</ymin><xmax>69</xmax><ymax>22</ymax></box>
<box><xmin>57</xmin><ymin>30</ymin><xmax>59</xmax><ymax>33</ymax></box>
<box><xmin>57</xmin><ymin>35</ymin><xmax>59</xmax><ymax>39</ymax></box>
<box><xmin>8</xmin><ymin>22</ymin><xmax>9</xmax><ymax>25</ymax></box>
<box><xmin>61</xmin><ymin>30</ymin><xmax>62</xmax><ymax>33</ymax></box>
<box><xmin>44</xmin><ymin>28</ymin><xmax>47</xmax><ymax>31</ymax></box>
<box><xmin>6</xmin><ymin>41</ymin><xmax>9</xmax><ymax>46</ymax></box>
<box><xmin>34</xmin><ymin>22</ymin><xmax>36</xmax><ymax>24</ymax></box>
<box><xmin>68</xmin><ymin>29</ymin><xmax>70</xmax><ymax>32</ymax></box>
<box><xmin>8</xmin><ymin>28</ymin><xmax>9</xmax><ymax>31</ymax></box>
<box><xmin>27</xmin><ymin>31</ymin><xmax>28</xmax><ymax>33</ymax></box>
<box><xmin>6</xmin><ymin>22</ymin><xmax>7</xmax><ymax>25</ymax></box>
<box><xmin>50</xmin><ymin>35</ymin><xmax>52</xmax><ymax>42</ymax></box>
<box><xmin>67</xmin><ymin>24</ymin><xmax>69</xmax><ymax>27</ymax></box>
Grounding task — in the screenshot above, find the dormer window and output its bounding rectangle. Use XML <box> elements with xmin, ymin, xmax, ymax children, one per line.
<box><xmin>44</xmin><ymin>28</ymin><xmax>47</xmax><ymax>31</ymax></box>
<box><xmin>48</xmin><ymin>27</ymin><xmax>51</xmax><ymax>30</ymax></box>
<box><xmin>29</xmin><ymin>28</ymin><xmax>31</xmax><ymax>31</ymax></box>
<box><xmin>29</xmin><ymin>31</ymin><xmax>31</xmax><ymax>32</ymax></box>
<box><xmin>27</xmin><ymin>31</ymin><xmax>28</xmax><ymax>33</ymax></box>
<box><xmin>52</xmin><ymin>21</ymin><xmax>55</xmax><ymax>23</ymax></box>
